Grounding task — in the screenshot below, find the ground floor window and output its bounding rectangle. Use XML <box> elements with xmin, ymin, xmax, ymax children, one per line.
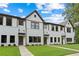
<box><xmin>10</xmin><ymin>35</ymin><xmax>15</xmax><ymax>43</ymax></box>
<box><xmin>29</xmin><ymin>36</ymin><xmax>41</xmax><ymax>43</ymax></box>
<box><xmin>50</xmin><ymin>37</ymin><xmax>53</xmax><ymax>42</ymax></box>
<box><xmin>58</xmin><ymin>37</ymin><xmax>60</xmax><ymax>42</ymax></box>
<box><xmin>54</xmin><ymin>37</ymin><xmax>56</xmax><ymax>42</ymax></box>
<box><xmin>1</xmin><ymin>35</ymin><xmax>7</xmax><ymax>43</ymax></box>
<box><xmin>67</xmin><ymin>38</ymin><xmax>72</xmax><ymax>42</ymax></box>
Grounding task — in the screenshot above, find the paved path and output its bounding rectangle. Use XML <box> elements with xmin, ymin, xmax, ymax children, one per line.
<box><xmin>19</xmin><ymin>46</ymin><xmax>33</xmax><ymax>56</ymax></box>
<box><xmin>49</xmin><ymin>45</ymin><xmax>79</xmax><ymax>52</ymax></box>
<box><xmin>66</xmin><ymin>53</ymin><xmax>79</xmax><ymax>56</ymax></box>
<box><xmin>49</xmin><ymin>45</ymin><xmax>79</xmax><ymax>56</ymax></box>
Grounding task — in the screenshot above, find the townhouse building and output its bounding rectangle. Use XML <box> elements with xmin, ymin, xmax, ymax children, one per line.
<box><xmin>0</xmin><ymin>10</ymin><xmax>75</xmax><ymax>46</ymax></box>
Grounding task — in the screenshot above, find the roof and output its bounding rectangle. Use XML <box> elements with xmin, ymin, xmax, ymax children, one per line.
<box><xmin>0</xmin><ymin>13</ymin><xmax>25</xmax><ymax>20</ymax></box>
<box><xmin>44</xmin><ymin>22</ymin><xmax>65</xmax><ymax>27</ymax></box>
<box><xmin>0</xmin><ymin>10</ymin><xmax>68</xmax><ymax>27</ymax></box>
<box><xmin>60</xmin><ymin>20</ymin><xmax>74</xmax><ymax>29</ymax></box>
<box><xmin>25</xmin><ymin>10</ymin><xmax>44</xmax><ymax>22</ymax></box>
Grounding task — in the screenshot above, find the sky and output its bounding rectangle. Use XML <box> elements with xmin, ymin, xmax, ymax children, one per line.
<box><xmin>0</xmin><ymin>3</ymin><xmax>66</xmax><ymax>24</ymax></box>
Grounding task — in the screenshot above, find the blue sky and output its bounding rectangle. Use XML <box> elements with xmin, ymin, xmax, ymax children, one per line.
<box><xmin>0</xmin><ymin>3</ymin><xmax>65</xmax><ymax>23</ymax></box>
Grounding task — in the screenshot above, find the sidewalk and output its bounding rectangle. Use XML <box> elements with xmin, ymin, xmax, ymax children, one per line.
<box><xmin>19</xmin><ymin>46</ymin><xmax>33</xmax><ymax>56</ymax></box>
<box><xmin>49</xmin><ymin>45</ymin><xmax>79</xmax><ymax>52</ymax></box>
<box><xmin>66</xmin><ymin>53</ymin><xmax>79</xmax><ymax>56</ymax></box>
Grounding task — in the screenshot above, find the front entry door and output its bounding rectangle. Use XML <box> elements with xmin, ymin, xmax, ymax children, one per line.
<box><xmin>19</xmin><ymin>36</ymin><xmax>23</xmax><ymax>45</ymax></box>
<box><xmin>44</xmin><ymin>37</ymin><xmax>47</xmax><ymax>45</ymax></box>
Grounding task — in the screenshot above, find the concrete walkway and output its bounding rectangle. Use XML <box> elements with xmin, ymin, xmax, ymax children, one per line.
<box><xmin>49</xmin><ymin>45</ymin><xmax>79</xmax><ymax>56</ymax></box>
<box><xmin>19</xmin><ymin>46</ymin><xmax>33</xmax><ymax>56</ymax></box>
<box><xmin>66</xmin><ymin>53</ymin><xmax>79</xmax><ymax>56</ymax></box>
<box><xmin>49</xmin><ymin>45</ymin><xmax>79</xmax><ymax>52</ymax></box>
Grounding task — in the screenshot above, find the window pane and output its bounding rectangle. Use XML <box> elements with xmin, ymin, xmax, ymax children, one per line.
<box><xmin>67</xmin><ymin>38</ymin><xmax>72</xmax><ymax>42</ymax></box>
<box><xmin>38</xmin><ymin>37</ymin><xmax>41</xmax><ymax>42</ymax></box>
<box><xmin>56</xmin><ymin>26</ymin><xmax>58</xmax><ymax>31</ymax></box>
<box><xmin>6</xmin><ymin>17</ymin><xmax>12</xmax><ymax>26</ymax></box>
<box><xmin>54</xmin><ymin>37</ymin><xmax>56</xmax><ymax>42</ymax></box>
<box><xmin>1</xmin><ymin>35</ymin><xmax>7</xmax><ymax>43</ymax></box>
<box><xmin>58</xmin><ymin>37</ymin><xmax>60</xmax><ymax>42</ymax></box>
<box><xmin>10</xmin><ymin>35</ymin><xmax>15</xmax><ymax>43</ymax></box>
<box><xmin>19</xmin><ymin>20</ymin><xmax>24</xmax><ymax>25</ymax></box>
<box><xmin>67</xmin><ymin>27</ymin><xmax>71</xmax><ymax>33</ymax></box>
<box><xmin>0</xmin><ymin>16</ymin><xmax>3</xmax><ymax>25</ymax></box>
<box><xmin>29</xmin><ymin>36</ymin><xmax>32</xmax><ymax>42</ymax></box>
<box><xmin>52</xmin><ymin>25</ymin><xmax>54</xmax><ymax>31</ymax></box>
<box><xmin>50</xmin><ymin>37</ymin><xmax>53</xmax><ymax>42</ymax></box>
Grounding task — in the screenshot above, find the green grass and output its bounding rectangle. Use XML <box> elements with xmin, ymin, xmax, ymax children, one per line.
<box><xmin>26</xmin><ymin>46</ymin><xmax>76</xmax><ymax>56</ymax></box>
<box><xmin>56</xmin><ymin>44</ymin><xmax>79</xmax><ymax>50</ymax></box>
<box><xmin>0</xmin><ymin>46</ymin><xmax>20</xmax><ymax>56</ymax></box>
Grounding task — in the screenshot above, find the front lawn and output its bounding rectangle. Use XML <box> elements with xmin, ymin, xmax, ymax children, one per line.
<box><xmin>26</xmin><ymin>46</ymin><xmax>76</xmax><ymax>56</ymax></box>
<box><xmin>56</xmin><ymin>44</ymin><xmax>79</xmax><ymax>50</ymax></box>
<box><xmin>0</xmin><ymin>46</ymin><xmax>20</xmax><ymax>56</ymax></box>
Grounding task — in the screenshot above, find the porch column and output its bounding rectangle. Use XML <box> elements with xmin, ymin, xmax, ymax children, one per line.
<box><xmin>3</xmin><ymin>16</ymin><xmax>6</xmax><ymax>26</ymax></box>
<box><xmin>41</xmin><ymin>37</ymin><xmax>43</xmax><ymax>45</ymax></box>
<box><xmin>53</xmin><ymin>37</ymin><xmax>54</xmax><ymax>44</ymax></box>
<box><xmin>15</xmin><ymin>36</ymin><xmax>18</xmax><ymax>46</ymax></box>
<box><xmin>23</xmin><ymin>36</ymin><xmax>26</xmax><ymax>46</ymax></box>
<box><xmin>0</xmin><ymin>35</ymin><xmax>1</xmax><ymax>46</ymax></box>
<box><xmin>47</xmin><ymin>37</ymin><xmax>50</xmax><ymax>45</ymax></box>
<box><xmin>7</xmin><ymin>35</ymin><xmax>10</xmax><ymax>46</ymax></box>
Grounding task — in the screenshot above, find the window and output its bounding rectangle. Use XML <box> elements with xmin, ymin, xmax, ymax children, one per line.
<box><xmin>56</xmin><ymin>26</ymin><xmax>58</xmax><ymax>31</ymax></box>
<box><xmin>44</xmin><ymin>25</ymin><xmax>47</xmax><ymax>29</ymax></box>
<box><xmin>0</xmin><ymin>16</ymin><xmax>3</xmax><ymax>25</ymax></box>
<box><xmin>60</xmin><ymin>26</ymin><xmax>63</xmax><ymax>31</ymax></box>
<box><xmin>67</xmin><ymin>27</ymin><xmax>71</xmax><ymax>33</ymax></box>
<box><xmin>58</xmin><ymin>37</ymin><xmax>60</xmax><ymax>42</ymax></box>
<box><xmin>38</xmin><ymin>37</ymin><xmax>41</xmax><ymax>42</ymax></box>
<box><xmin>52</xmin><ymin>25</ymin><xmax>54</xmax><ymax>31</ymax></box>
<box><xmin>29</xmin><ymin>37</ymin><xmax>33</xmax><ymax>42</ymax></box>
<box><xmin>31</xmin><ymin>22</ymin><xmax>39</xmax><ymax>29</ymax></box>
<box><xmin>34</xmin><ymin>15</ymin><xmax>36</xmax><ymax>17</ymax></box>
<box><xmin>50</xmin><ymin>37</ymin><xmax>53</xmax><ymax>42</ymax></box>
<box><xmin>10</xmin><ymin>35</ymin><xmax>15</xmax><ymax>43</ymax></box>
<box><xmin>1</xmin><ymin>35</ymin><xmax>7</xmax><ymax>43</ymax></box>
<box><xmin>67</xmin><ymin>38</ymin><xmax>72</xmax><ymax>42</ymax></box>
<box><xmin>19</xmin><ymin>20</ymin><xmax>24</xmax><ymax>25</ymax></box>
<box><xmin>29</xmin><ymin>36</ymin><xmax>41</xmax><ymax>43</ymax></box>
<box><xmin>6</xmin><ymin>17</ymin><xmax>12</xmax><ymax>26</ymax></box>
<box><xmin>54</xmin><ymin>37</ymin><xmax>56</xmax><ymax>42</ymax></box>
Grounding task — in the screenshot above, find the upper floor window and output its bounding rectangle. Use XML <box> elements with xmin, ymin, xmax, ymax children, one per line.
<box><xmin>0</xmin><ymin>16</ymin><xmax>3</xmax><ymax>25</ymax></box>
<box><xmin>19</xmin><ymin>20</ymin><xmax>24</xmax><ymax>25</ymax></box>
<box><xmin>60</xmin><ymin>26</ymin><xmax>63</xmax><ymax>31</ymax></box>
<box><xmin>6</xmin><ymin>17</ymin><xmax>12</xmax><ymax>26</ymax></box>
<box><xmin>34</xmin><ymin>15</ymin><xmax>36</xmax><ymax>17</ymax></box>
<box><xmin>44</xmin><ymin>25</ymin><xmax>48</xmax><ymax>29</ymax></box>
<box><xmin>67</xmin><ymin>27</ymin><xmax>71</xmax><ymax>33</ymax></box>
<box><xmin>56</xmin><ymin>26</ymin><xmax>58</xmax><ymax>31</ymax></box>
<box><xmin>31</xmin><ymin>22</ymin><xmax>39</xmax><ymax>29</ymax></box>
<box><xmin>51</xmin><ymin>25</ymin><xmax>54</xmax><ymax>31</ymax></box>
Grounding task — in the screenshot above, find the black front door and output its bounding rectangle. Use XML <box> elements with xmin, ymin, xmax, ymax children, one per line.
<box><xmin>19</xmin><ymin>36</ymin><xmax>23</xmax><ymax>45</ymax></box>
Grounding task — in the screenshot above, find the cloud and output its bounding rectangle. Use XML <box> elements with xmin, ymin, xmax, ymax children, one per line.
<box><xmin>18</xmin><ymin>8</ymin><xmax>23</xmax><ymax>13</ymax></box>
<box><xmin>36</xmin><ymin>3</ymin><xmax>65</xmax><ymax>10</ymax></box>
<box><xmin>21</xmin><ymin>16</ymin><xmax>26</xmax><ymax>18</ymax></box>
<box><xmin>44</xmin><ymin>14</ymin><xmax>64</xmax><ymax>24</ymax></box>
<box><xmin>3</xmin><ymin>9</ymin><xmax>10</xmax><ymax>12</ymax></box>
<box><xmin>0</xmin><ymin>3</ymin><xmax>9</xmax><ymax>8</ymax></box>
<box><xmin>41</xmin><ymin>10</ymin><xmax>51</xmax><ymax>13</ymax></box>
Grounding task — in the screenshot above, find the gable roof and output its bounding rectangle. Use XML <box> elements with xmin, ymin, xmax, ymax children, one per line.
<box><xmin>25</xmin><ymin>10</ymin><xmax>44</xmax><ymax>22</ymax></box>
<box><xmin>60</xmin><ymin>20</ymin><xmax>74</xmax><ymax>29</ymax></box>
